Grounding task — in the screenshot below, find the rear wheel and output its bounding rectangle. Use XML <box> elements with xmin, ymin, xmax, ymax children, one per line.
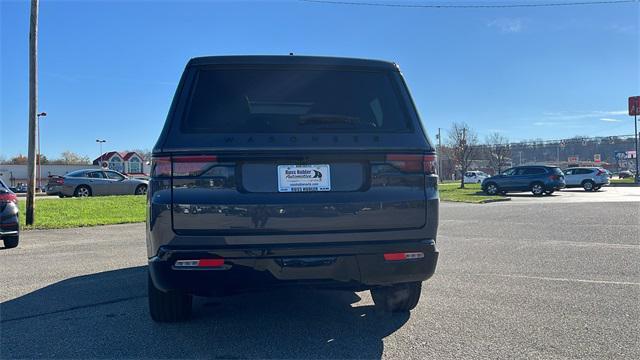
<box><xmin>582</xmin><ymin>180</ymin><xmax>595</xmax><ymax>192</ymax></box>
<box><xmin>2</xmin><ymin>235</ymin><xmax>19</xmax><ymax>249</ymax></box>
<box><xmin>135</xmin><ymin>184</ymin><xmax>147</xmax><ymax>195</ymax></box>
<box><xmin>484</xmin><ymin>182</ymin><xmax>499</xmax><ymax>195</ymax></box>
<box><xmin>531</xmin><ymin>182</ymin><xmax>545</xmax><ymax>196</ymax></box>
<box><xmin>371</xmin><ymin>282</ymin><xmax>422</xmax><ymax>313</ymax></box>
<box><xmin>74</xmin><ymin>185</ymin><xmax>91</xmax><ymax>197</ymax></box>
<box><xmin>148</xmin><ymin>273</ymin><xmax>192</xmax><ymax>322</ymax></box>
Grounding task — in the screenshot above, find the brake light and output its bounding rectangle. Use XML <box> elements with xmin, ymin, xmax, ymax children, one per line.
<box><xmin>0</xmin><ymin>192</ymin><xmax>18</xmax><ymax>204</ymax></box>
<box><xmin>549</xmin><ymin>175</ymin><xmax>560</xmax><ymax>180</ymax></box>
<box><xmin>596</xmin><ymin>169</ymin><xmax>605</xmax><ymax>176</ymax></box>
<box><xmin>386</xmin><ymin>154</ymin><xmax>437</xmax><ymax>175</ymax></box>
<box><xmin>173</xmin><ymin>155</ymin><xmax>218</xmax><ymax>177</ymax></box>
<box><xmin>52</xmin><ymin>177</ymin><xmax>64</xmax><ymax>185</ymax></box>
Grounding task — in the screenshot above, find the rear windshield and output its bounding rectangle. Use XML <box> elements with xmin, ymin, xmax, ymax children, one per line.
<box><xmin>181</xmin><ymin>68</ymin><xmax>411</xmax><ymax>133</ymax></box>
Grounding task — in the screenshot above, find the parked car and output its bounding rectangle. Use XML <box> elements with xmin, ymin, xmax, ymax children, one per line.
<box><xmin>146</xmin><ymin>55</ymin><xmax>440</xmax><ymax>322</ymax></box>
<box><xmin>463</xmin><ymin>170</ymin><xmax>489</xmax><ymax>184</ymax></box>
<box><xmin>618</xmin><ymin>170</ymin><xmax>634</xmax><ymax>179</ymax></box>
<box><xmin>0</xmin><ymin>179</ymin><xmax>19</xmax><ymax>249</ymax></box>
<box><xmin>46</xmin><ymin>169</ymin><xmax>148</xmax><ymax>197</ymax></box>
<box><xmin>10</xmin><ymin>184</ymin><xmax>27</xmax><ymax>193</ymax></box>
<box><xmin>482</xmin><ymin>165</ymin><xmax>565</xmax><ymax>196</ymax></box>
<box><xmin>562</xmin><ymin>167</ymin><xmax>610</xmax><ymax>191</ymax></box>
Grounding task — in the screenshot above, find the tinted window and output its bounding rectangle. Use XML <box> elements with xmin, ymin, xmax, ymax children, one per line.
<box><xmin>181</xmin><ymin>68</ymin><xmax>410</xmax><ymax>133</ymax></box>
<box><xmin>88</xmin><ymin>171</ymin><xmax>105</xmax><ymax>179</ymax></box>
<box><xmin>66</xmin><ymin>170</ymin><xmax>87</xmax><ymax>178</ymax></box>
<box><xmin>522</xmin><ymin>168</ymin><xmax>546</xmax><ymax>175</ymax></box>
<box><xmin>105</xmin><ymin>171</ymin><xmax>125</xmax><ymax>180</ymax></box>
<box><xmin>503</xmin><ymin>168</ymin><xmax>517</xmax><ymax>176</ymax></box>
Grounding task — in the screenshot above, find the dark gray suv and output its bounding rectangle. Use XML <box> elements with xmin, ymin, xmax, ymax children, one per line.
<box><xmin>146</xmin><ymin>56</ymin><xmax>439</xmax><ymax>322</ymax></box>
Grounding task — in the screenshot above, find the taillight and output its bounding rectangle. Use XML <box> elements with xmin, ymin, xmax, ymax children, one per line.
<box><xmin>0</xmin><ymin>192</ymin><xmax>18</xmax><ymax>204</ymax></box>
<box><xmin>173</xmin><ymin>155</ymin><xmax>218</xmax><ymax>177</ymax></box>
<box><xmin>151</xmin><ymin>156</ymin><xmax>171</xmax><ymax>177</ymax></box>
<box><xmin>596</xmin><ymin>169</ymin><xmax>605</xmax><ymax>176</ymax></box>
<box><xmin>549</xmin><ymin>175</ymin><xmax>560</xmax><ymax>180</ymax></box>
<box><xmin>386</xmin><ymin>154</ymin><xmax>437</xmax><ymax>175</ymax></box>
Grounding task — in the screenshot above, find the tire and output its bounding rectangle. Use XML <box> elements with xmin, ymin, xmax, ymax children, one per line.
<box><xmin>582</xmin><ymin>180</ymin><xmax>595</xmax><ymax>192</ymax></box>
<box><xmin>74</xmin><ymin>185</ymin><xmax>91</xmax><ymax>197</ymax></box>
<box><xmin>2</xmin><ymin>235</ymin><xmax>19</xmax><ymax>249</ymax></box>
<box><xmin>148</xmin><ymin>273</ymin><xmax>192</xmax><ymax>322</ymax></box>
<box><xmin>484</xmin><ymin>182</ymin><xmax>499</xmax><ymax>195</ymax></box>
<box><xmin>530</xmin><ymin>182</ymin><xmax>545</xmax><ymax>196</ymax></box>
<box><xmin>371</xmin><ymin>282</ymin><xmax>422</xmax><ymax>313</ymax></box>
<box><xmin>135</xmin><ymin>184</ymin><xmax>147</xmax><ymax>195</ymax></box>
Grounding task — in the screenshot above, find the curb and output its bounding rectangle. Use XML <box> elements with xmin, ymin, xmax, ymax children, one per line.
<box><xmin>608</xmin><ymin>183</ymin><xmax>639</xmax><ymax>187</ymax></box>
<box><xmin>479</xmin><ymin>197</ymin><xmax>512</xmax><ymax>204</ymax></box>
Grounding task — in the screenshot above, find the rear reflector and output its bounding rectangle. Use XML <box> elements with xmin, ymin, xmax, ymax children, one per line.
<box><xmin>174</xmin><ymin>259</ymin><xmax>225</xmax><ymax>268</ymax></box>
<box><xmin>384</xmin><ymin>252</ymin><xmax>424</xmax><ymax>261</ymax></box>
<box><xmin>386</xmin><ymin>154</ymin><xmax>437</xmax><ymax>175</ymax></box>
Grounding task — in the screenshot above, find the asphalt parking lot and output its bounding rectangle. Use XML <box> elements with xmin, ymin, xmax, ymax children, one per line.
<box><xmin>1</xmin><ymin>199</ymin><xmax>639</xmax><ymax>359</ymax></box>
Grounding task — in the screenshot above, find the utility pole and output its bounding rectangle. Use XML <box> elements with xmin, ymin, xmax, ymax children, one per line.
<box><xmin>26</xmin><ymin>0</ymin><xmax>39</xmax><ymax>225</ymax></box>
<box><xmin>635</xmin><ymin>110</ymin><xmax>638</xmax><ymax>183</ymax></box>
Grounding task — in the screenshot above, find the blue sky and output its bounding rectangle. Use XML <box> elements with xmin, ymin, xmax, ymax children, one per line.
<box><xmin>1</xmin><ymin>0</ymin><xmax>638</xmax><ymax>159</ymax></box>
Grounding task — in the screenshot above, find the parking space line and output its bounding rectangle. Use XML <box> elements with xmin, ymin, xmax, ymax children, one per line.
<box><xmin>479</xmin><ymin>274</ymin><xmax>640</xmax><ymax>286</ymax></box>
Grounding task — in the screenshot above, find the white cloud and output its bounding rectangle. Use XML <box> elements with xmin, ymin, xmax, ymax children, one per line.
<box><xmin>487</xmin><ymin>18</ymin><xmax>524</xmax><ymax>33</ymax></box>
<box><xmin>600</xmin><ymin>118</ymin><xmax>623</xmax><ymax>122</ymax></box>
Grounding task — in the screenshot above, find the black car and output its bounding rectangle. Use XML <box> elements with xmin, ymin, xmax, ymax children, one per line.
<box><xmin>482</xmin><ymin>166</ymin><xmax>566</xmax><ymax>196</ymax></box>
<box><xmin>146</xmin><ymin>55</ymin><xmax>440</xmax><ymax>322</ymax></box>
<box><xmin>0</xmin><ymin>179</ymin><xmax>20</xmax><ymax>248</ymax></box>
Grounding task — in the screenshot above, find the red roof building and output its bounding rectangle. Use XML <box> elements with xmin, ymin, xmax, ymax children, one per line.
<box><xmin>92</xmin><ymin>151</ymin><xmax>147</xmax><ymax>175</ymax></box>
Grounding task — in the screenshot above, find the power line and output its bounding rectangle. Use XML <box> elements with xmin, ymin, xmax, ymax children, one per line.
<box><xmin>300</xmin><ymin>0</ymin><xmax>638</xmax><ymax>9</ymax></box>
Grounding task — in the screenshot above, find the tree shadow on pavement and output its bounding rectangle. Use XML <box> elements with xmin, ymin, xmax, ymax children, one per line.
<box><xmin>1</xmin><ymin>266</ymin><xmax>409</xmax><ymax>359</ymax></box>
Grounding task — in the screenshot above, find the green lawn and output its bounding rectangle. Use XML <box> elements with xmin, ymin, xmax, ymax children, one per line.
<box><xmin>18</xmin><ymin>195</ymin><xmax>146</xmax><ymax>230</ymax></box>
<box><xmin>610</xmin><ymin>178</ymin><xmax>636</xmax><ymax>184</ymax></box>
<box><xmin>438</xmin><ymin>182</ymin><xmax>509</xmax><ymax>204</ymax></box>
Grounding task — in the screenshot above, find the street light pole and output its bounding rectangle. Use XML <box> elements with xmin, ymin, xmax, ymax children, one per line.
<box><xmin>37</xmin><ymin>112</ymin><xmax>46</xmax><ymax>190</ymax></box>
<box><xmin>635</xmin><ymin>111</ymin><xmax>638</xmax><ymax>183</ymax></box>
<box><xmin>96</xmin><ymin>139</ymin><xmax>107</xmax><ymax>168</ymax></box>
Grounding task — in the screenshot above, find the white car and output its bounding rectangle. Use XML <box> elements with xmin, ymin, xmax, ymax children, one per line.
<box><xmin>562</xmin><ymin>167</ymin><xmax>610</xmax><ymax>191</ymax></box>
<box><xmin>464</xmin><ymin>171</ymin><xmax>489</xmax><ymax>184</ymax></box>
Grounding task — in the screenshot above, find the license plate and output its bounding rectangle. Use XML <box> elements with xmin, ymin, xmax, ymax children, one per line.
<box><xmin>277</xmin><ymin>164</ymin><xmax>331</xmax><ymax>192</ymax></box>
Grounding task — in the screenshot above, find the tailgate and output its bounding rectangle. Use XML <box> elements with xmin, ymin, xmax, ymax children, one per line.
<box><xmin>170</xmin><ymin>152</ymin><xmax>431</xmax><ymax>234</ymax></box>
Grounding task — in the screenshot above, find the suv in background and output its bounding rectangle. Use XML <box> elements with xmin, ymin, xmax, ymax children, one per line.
<box><xmin>146</xmin><ymin>55</ymin><xmax>440</xmax><ymax>322</ymax></box>
<box><xmin>563</xmin><ymin>167</ymin><xmax>610</xmax><ymax>191</ymax></box>
<box><xmin>482</xmin><ymin>165</ymin><xmax>565</xmax><ymax>196</ymax></box>
<box><xmin>0</xmin><ymin>179</ymin><xmax>19</xmax><ymax>249</ymax></box>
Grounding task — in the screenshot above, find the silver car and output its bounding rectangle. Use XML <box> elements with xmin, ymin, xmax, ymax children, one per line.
<box><xmin>46</xmin><ymin>169</ymin><xmax>148</xmax><ymax>197</ymax></box>
<box><xmin>562</xmin><ymin>167</ymin><xmax>610</xmax><ymax>191</ymax></box>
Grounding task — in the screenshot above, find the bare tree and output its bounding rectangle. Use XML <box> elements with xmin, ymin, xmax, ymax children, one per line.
<box><xmin>485</xmin><ymin>132</ymin><xmax>511</xmax><ymax>174</ymax></box>
<box><xmin>55</xmin><ymin>151</ymin><xmax>91</xmax><ymax>165</ymax></box>
<box><xmin>446</xmin><ymin>122</ymin><xmax>478</xmax><ymax>188</ymax></box>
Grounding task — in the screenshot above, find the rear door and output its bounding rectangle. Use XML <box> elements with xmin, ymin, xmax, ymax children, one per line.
<box><xmin>158</xmin><ymin>64</ymin><xmax>435</xmax><ymax>235</ymax></box>
<box><xmin>86</xmin><ymin>171</ymin><xmax>109</xmax><ymax>195</ymax></box>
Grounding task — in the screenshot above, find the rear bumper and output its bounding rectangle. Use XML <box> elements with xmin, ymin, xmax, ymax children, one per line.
<box><xmin>148</xmin><ymin>239</ymin><xmax>438</xmax><ymax>296</ymax></box>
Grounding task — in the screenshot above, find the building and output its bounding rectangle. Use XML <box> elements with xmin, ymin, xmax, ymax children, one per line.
<box><xmin>92</xmin><ymin>151</ymin><xmax>148</xmax><ymax>176</ymax></box>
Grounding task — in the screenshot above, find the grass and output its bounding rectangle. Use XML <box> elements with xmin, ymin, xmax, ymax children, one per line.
<box><xmin>18</xmin><ymin>195</ymin><xmax>146</xmax><ymax>230</ymax></box>
<box><xmin>610</xmin><ymin>178</ymin><xmax>636</xmax><ymax>184</ymax></box>
<box><xmin>439</xmin><ymin>182</ymin><xmax>509</xmax><ymax>204</ymax></box>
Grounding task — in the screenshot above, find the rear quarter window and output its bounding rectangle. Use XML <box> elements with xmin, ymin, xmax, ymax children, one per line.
<box><xmin>180</xmin><ymin>68</ymin><xmax>412</xmax><ymax>133</ymax></box>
